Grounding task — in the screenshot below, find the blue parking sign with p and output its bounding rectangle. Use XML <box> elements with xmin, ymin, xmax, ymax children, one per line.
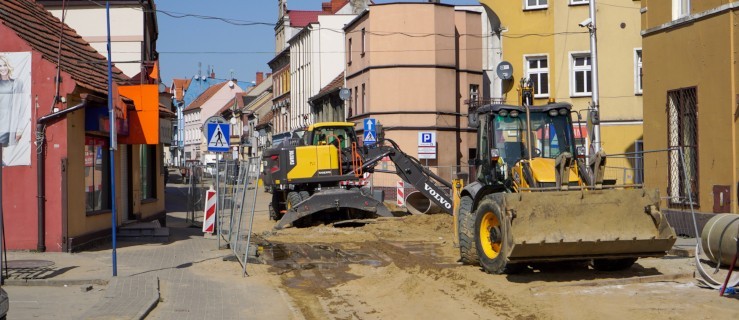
<box><xmin>421</xmin><ymin>133</ymin><xmax>432</xmax><ymax>144</ymax></box>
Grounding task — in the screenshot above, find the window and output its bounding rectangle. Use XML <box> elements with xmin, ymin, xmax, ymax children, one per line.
<box><xmin>470</xmin><ymin>84</ymin><xmax>479</xmax><ymax>102</ymax></box>
<box><xmin>524</xmin><ymin>0</ymin><xmax>547</xmax><ymax>10</ymax></box>
<box><xmin>570</xmin><ymin>53</ymin><xmax>592</xmax><ymax>97</ymax></box>
<box><xmin>361</xmin><ymin>28</ymin><xmax>366</xmax><ymax>55</ymax></box>
<box><xmin>348</xmin><ymin>38</ymin><xmax>353</xmax><ymax>64</ymax></box>
<box><xmin>353</xmin><ymin>86</ymin><xmax>358</xmax><ymax>116</ymax></box>
<box><xmin>667</xmin><ymin>87</ymin><xmax>698</xmax><ymax>206</ymax></box>
<box><xmin>85</xmin><ymin>136</ymin><xmax>110</xmax><ymax>213</ymax></box>
<box><xmin>140</xmin><ymin>145</ymin><xmax>157</xmax><ymax>200</ymax></box>
<box><xmin>361</xmin><ymin>83</ymin><xmax>366</xmax><ymax>115</ymax></box>
<box><xmin>673</xmin><ymin>0</ymin><xmax>690</xmax><ymax>20</ymax></box>
<box><xmin>635</xmin><ymin>49</ymin><xmax>643</xmax><ymax>95</ymax></box>
<box><xmin>525</xmin><ymin>56</ymin><xmax>549</xmax><ymax>97</ymax></box>
<box><xmin>347</xmin><ymin>88</ymin><xmax>353</xmax><ymax>117</ymax></box>
<box><xmin>569</xmin><ymin>0</ymin><xmax>588</xmax><ymax>5</ymax></box>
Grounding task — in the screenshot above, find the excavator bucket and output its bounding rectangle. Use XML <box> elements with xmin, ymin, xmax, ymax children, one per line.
<box><xmin>274</xmin><ymin>188</ymin><xmax>393</xmax><ymax>230</ymax></box>
<box><xmin>501</xmin><ymin>188</ymin><xmax>676</xmax><ymax>262</ymax></box>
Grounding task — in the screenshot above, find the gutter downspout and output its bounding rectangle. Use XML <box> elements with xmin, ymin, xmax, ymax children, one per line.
<box><xmin>36</xmin><ymin>97</ymin><xmax>91</xmax><ymax>252</ymax></box>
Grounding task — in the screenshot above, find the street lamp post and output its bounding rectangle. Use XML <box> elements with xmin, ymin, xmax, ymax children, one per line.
<box><xmin>588</xmin><ymin>0</ymin><xmax>601</xmax><ymax>153</ymax></box>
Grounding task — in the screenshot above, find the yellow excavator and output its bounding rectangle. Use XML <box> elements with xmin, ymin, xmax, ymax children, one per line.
<box><xmin>262</xmin><ymin>103</ymin><xmax>676</xmax><ymax>273</ymax></box>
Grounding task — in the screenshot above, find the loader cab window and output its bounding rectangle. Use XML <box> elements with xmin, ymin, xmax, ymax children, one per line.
<box><xmin>491</xmin><ymin>108</ymin><xmax>575</xmax><ymax>164</ymax></box>
<box><xmin>477</xmin><ymin>115</ymin><xmax>496</xmax><ymax>184</ymax></box>
<box><xmin>493</xmin><ymin>114</ymin><xmax>526</xmax><ymax>168</ymax></box>
<box><xmin>528</xmin><ymin>112</ymin><xmax>575</xmax><ymax>158</ymax></box>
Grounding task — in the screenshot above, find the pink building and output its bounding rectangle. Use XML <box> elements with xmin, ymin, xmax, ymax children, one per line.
<box><xmin>344</xmin><ymin>2</ymin><xmax>483</xmax><ymax>185</ymax></box>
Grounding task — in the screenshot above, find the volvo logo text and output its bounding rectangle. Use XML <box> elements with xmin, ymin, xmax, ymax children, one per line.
<box><xmin>424</xmin><ymin>183</ymin><xmax>452</xmax><ymax>209</ymax></box>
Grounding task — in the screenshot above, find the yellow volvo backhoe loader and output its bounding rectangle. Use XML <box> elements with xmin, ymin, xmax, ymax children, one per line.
<box><xmin>456</xmin><ymin>102</ymin><xmax>676</xmax><ymax>273</ymax></box>
<box><xmin>262</xmin><ymin>103</ymin><xmax>676</xmax><ymax>273</ymax></box>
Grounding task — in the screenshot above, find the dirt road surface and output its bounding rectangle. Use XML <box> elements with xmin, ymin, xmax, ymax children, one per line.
<box><xmin>221</xmin><ymin>210</ymin><xmax>738</xmax><ymax>320</ymax></box>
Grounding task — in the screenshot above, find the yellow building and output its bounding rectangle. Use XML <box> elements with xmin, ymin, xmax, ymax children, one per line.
<box><xmin>641</xmin><ymin>1</ymin><xmax>739</xmax><ymax>233</ymax></box>
<box><xmin>478</xmin><ymin>0</ymin><xmax>645</xmax><ymax>172</ymax></box>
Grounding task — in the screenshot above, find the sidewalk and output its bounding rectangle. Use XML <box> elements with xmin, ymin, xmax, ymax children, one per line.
<box><xmin>3</xmin><ymin>183</ymin><xmax>295</xmax><ymax>320</ymax></box>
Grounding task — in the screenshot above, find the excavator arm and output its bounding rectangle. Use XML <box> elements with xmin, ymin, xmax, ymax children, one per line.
<box><xmin>358</xmin><ymin>139</ymin><xmax>455</xmax><ymax>214</ymax></box>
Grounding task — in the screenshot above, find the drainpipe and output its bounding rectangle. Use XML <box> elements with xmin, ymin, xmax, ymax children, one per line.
<box><xmin>36</xmin><ymin>97</ymin><xmax>91</xmax><ymax>252</ymax></box>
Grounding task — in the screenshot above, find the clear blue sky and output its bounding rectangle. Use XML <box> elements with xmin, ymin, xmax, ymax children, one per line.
<box><xmin>155</xmin><ymin>0</ymin><xmax>478</xmax><ymax>85</ymax></box>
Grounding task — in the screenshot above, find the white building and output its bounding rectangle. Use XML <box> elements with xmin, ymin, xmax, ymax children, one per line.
<box><xmin>42</xmin><ymin>0</ymin><xmax>158</xmax><ymax>78</ymax></box>
<box><xmin>288</xmin><ymin>14</ymin><xmax>358</xmax><ymax>130</ymax></box>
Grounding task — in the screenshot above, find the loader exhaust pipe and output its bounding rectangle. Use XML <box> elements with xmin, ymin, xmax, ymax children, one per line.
<box><xmin>405</xmin><ymin>191</ymin><xmax>443</xmax><ymax>215</ymax></box>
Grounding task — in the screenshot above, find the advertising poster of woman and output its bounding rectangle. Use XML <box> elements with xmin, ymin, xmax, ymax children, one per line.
<box><xmin>0</xmin><ymin>52</ymin><xmax>31</xmax><ymax>166</ymax></box>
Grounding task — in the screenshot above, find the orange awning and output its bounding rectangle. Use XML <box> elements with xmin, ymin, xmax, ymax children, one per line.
<box><xmin>118</xmin><ymin>84</ymin><xmax>160</xmax><ymax>144</ymax></box>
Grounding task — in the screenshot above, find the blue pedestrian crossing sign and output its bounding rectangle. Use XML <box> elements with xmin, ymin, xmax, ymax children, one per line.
<box><xmin>363</xmin><ymin>118</ymin><xmax>377</xmax><ymax>145</ymax></box>
<box><xmin>207</xmin><ymin>123</ymin><xmax>230</xmax><ymax>152</ymax></box>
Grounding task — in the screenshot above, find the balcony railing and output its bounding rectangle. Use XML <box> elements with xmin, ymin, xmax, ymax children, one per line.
<box><xmin>464</xmin><ymin>98</ymin><xmax>506</xmax><ymax>114</ymax></box>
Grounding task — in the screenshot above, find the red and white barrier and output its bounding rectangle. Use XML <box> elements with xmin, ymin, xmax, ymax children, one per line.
<box><xmin>203</xmin><ymin>188</ymin><xmax>217</xmax><ymax>233</ymax></box>
<box><xmin>397</xmin><ymin>181</ymin><xmax>405</xmax><ymax>207</ymax></box>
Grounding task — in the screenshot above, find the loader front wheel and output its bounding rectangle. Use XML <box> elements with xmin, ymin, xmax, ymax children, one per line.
<box><xmin>457</xmin><ymin>196</ymin><xmax>478</xmax><ymax>265</ymax></box>
<box><xmin>475</xmin><ymin>195</ymin><xmax>521</xmax><ymax>274</ymax></box>
<box><xmin>591</xmin><ymin>258</ymin><xmax>637</xmax><ymax>271</ymax></box>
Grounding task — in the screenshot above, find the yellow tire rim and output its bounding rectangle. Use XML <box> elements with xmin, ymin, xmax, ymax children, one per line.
<box><xmin>480</xmin><ymin>211</ymin><xmax>502</xmax><ymax>259</ymax></box>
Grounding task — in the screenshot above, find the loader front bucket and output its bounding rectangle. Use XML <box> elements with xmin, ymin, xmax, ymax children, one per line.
<box><xmin>501</xmin><ymin>188</ymin><xmax>676</xmax><ymax>263</ymax></box>
<box><xmin>275</xmin><ymin>188</ymin><xmax>393</xmax><ymax>229</ymax></box>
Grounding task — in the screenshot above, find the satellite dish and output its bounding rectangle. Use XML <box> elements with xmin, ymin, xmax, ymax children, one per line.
<box><xmin>496</xmin><ymin>61</ymin><xmax>513</xmax><ymax>80</ymax></box>
<box><xmin>339</xmin><ymin>88</ymin><xmax>351</xmax><ymax>100</ymax></box>
<box><xmin>228</xmin><ymin>80</ymin><xmax>235</xmax><ymax>88</ymax></box>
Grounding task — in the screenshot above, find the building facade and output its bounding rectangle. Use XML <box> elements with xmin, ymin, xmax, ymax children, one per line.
<box><xmin>182</xmin><ymin>81</ymin><xmax>244</xmax><ymax>163</ymax></box>
<box><xmin>478</xmin><ymin>0</ymin><xmax>645</xmax><ymax>162</ymax></box>
<box><xmin>1</xmin><ymin>0</ymin><xmax>167</xmax><ymax>252</ymax></box>
<box><xmin>641</xmin><ymin>1</ymin><xmax>739</xmax><ymax>231</ymax></box>
<box><xmin>344</xmin><ymin>3</ymin><xmax>483</xmax><ymax>187</ymax></box>
<box><xmin>289</xmin><ymin>14</ymin><xmax>357</xmax><ymax>130</ymax></box>
<box><xmin>40</xmin><ymin>0</ymin><xmax>158</xmax><ymax>78</ymax></box>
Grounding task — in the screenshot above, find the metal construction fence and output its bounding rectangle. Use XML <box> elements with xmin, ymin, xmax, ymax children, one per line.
<box><xmin>184</xmin><ymin>163</ymin><xmax>209</xmax><ymax>225</ymax></box>
<box><xmin>215</xmin><ymin>157</ymin><xmax>261</xmax><ymax>277</ymax></box>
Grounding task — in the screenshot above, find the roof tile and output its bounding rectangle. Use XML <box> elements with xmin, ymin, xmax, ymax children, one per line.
<box><xmin>288</xmin><ymin>10</ymin><xmax>322</xmax><ymax>27</ymax></box>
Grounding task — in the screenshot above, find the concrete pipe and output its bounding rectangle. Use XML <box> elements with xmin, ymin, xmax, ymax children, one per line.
<box><xmin>700</xmin><ymin>213</ymin><xmax>739</xmax><ymax>267</ymax></box>
<box><xmin>405</xmin><ymin>191</ymin><xmax>443</xmax><ymax>215</ymax></box>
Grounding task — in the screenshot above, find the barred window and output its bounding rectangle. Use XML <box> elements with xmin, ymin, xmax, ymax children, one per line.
<box><xmin>667</xmin><ymin>87</ymin><xmax>698</xmax><ymax>207</ymax></box>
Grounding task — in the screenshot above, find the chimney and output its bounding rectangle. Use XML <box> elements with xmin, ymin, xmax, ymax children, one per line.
<box><xmin>210</xmin><ymin>68</ymin><xmax>215</xmax><ymax>79</ymax></box>
<box><xmin>322</xmin><ymin>2</ymin><xmax>331</xmax><ymax>13</ymax></box>
<box><xmin>256</xmin><ymin>72</ymin><xmax>264</xmax><ymax>86</ymax></box>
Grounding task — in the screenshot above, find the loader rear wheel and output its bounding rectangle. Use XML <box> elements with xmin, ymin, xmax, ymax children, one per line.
<box><xmin>287</xmin><ymin>191</ymin><xmax>302</xmax><ymax>210</ymax></box>
<box><xmin>591</xmin><ymin>258</ymin><xmax>637</xmax><ymax>271</ymax></box>
<box><xmin>475</xmin><ymin>195</ymin><xmax>521</xmax><ymax>274</ymax></box>
<box><xmin>457</xmin><ymin>196</ymin><xmax>478</xmax><ymax>265</ymax></box>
